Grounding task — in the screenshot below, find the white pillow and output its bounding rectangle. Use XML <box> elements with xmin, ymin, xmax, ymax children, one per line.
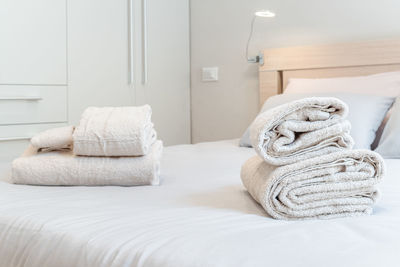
<box><xmin>375</xmin><ymin>97</ymin><xmax>400</xmax><ymax>158</ymax></box>
<box><xmin>285</xmin><ymin>71</ymin><xmax>400</xmax><ymax>97</ymax></box>
<box><xmin>283</xmin><ymin>71</ymin><xmax>400</xmax><ymax>148</ymax></box>
<box><xmin>239</xmin><ymin>93</ymin><xmax>394</xmax><ymax>149</ymax></box>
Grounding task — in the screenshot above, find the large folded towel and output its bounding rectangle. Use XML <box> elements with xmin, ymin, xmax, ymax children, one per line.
<box><xmin>31</xmin><ymin>126</ymin><xmax>74</xmax><ymax>151</ymax></box>
<box><xmin>11</xmin><ymin>140</ymin><xmax>163</xmax><ymax>186</ymax></box>
<box><xmin>250</xmin><ymin>97</ymin><xmax>354</xmax><ymax>165</ymax></box>
<box><xmin>73</xmin><ymin>105</ymin><xmax>157</xmax><ymax>157</ymax></box>
<box><xmin>241</xmin><ymin>150</ymin><xmax>385</xmax><ymax>220</ymax></box>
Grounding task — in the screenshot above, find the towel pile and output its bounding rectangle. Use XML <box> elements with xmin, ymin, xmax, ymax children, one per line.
<box><xmin>241</xmin><ymin>97</ymin><xmax>385</xmax><ymax>220</ymax></box>
<box><xmin>11</xmin><ymin>105</ymin><xmax>163</xmax><ymax>186</ymax></box>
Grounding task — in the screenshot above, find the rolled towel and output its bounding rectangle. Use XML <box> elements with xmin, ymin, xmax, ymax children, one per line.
<box><xmin>11</xmin><ymin>140</ymin><xmax>163</xmax><ymax>186</ymax></box>
<box><xmin>250</xmin><ymin>97</ymin><xmax>354</xmax><ymax>165</ymax></box>
<box><xmin>73</xmin><ymin>105</ymin><xmax>157</xmax><ymax>157</ymax></box>
<box><xmin>31</xmin><ymin>126</ymin><xmax>74</xmax><ymax>151</ymax></box>
<box><xmin>241</xmin><ymin>150</ymin><xmax>385</xmax><ymax>220</ymax></box>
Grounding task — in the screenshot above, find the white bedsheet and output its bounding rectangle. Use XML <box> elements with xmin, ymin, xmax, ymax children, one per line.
<box><xmin>0</xmin><ymin>139</ymin><xmax>399</xmax><ymax>267</ymax></box>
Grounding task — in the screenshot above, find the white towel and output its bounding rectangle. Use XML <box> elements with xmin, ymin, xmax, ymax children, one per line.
<box><xmin>11</xmin><ymin>140</ymin><xmax>163</xmax><ymax>186</ymax></box>
<box><xmin>250</xmin><ymin>97</ymin><xmax>354</xmax><ymax>165</ymax></box>
<box><xmin>241</xmin><ymin>150</ymin><xmax>385</xmax><ymax>220</ymax></box>
<box><xmin>73</xmin><ymin>105</ymin><xmax>157</xmax><ymax>157</ymax></box>
<box><xmin>30</xmin><ymin>126</ymin><xmax>74</xmax><ymax>151</ymax></box>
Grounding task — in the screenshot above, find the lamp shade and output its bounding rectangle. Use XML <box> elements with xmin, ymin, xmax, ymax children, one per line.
<box><xmin>255</xmin><ymin>10</ymin><xmax>275</xmax><ymax>18</ymax></box>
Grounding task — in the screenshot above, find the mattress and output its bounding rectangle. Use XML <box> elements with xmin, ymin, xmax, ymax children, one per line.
<box><xmin>0</xmin><ymin>139</ymin><xmax>399</xmax><ymax>267</ymax></box>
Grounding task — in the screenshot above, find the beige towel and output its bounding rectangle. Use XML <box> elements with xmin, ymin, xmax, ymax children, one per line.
<box><xmin>241</xmin><ymin>150</ymin><xmax>385</xmax><ymax>220</ymax></box>
<box><xmin>250</xmin><ymin>97</ymin><xmax>354</xmax><ymax>165</ymax></box>
<box><xmin>30</xmin><ymin>126</ymin><xmax>74</xmax><ymax>151</ymax></box>
<box><xmin>11</xmin><ymin>141</ymin><xmax>163</xmax><ymax>186</ymax></box>
<box><xmin>73</xmin><ymin>105</ymin><xmax>157</xmax><ymax>157</ymax></box>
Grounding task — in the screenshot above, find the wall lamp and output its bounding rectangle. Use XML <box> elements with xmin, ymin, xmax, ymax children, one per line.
<box><xmin>246</xmin><ymin>10</ymin><xmax>276</xmax><ymax>64</ymax></box>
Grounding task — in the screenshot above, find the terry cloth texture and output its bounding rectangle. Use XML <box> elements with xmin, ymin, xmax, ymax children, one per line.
<box><xmin>73</xmin><ymin>105</ymin><xmax>156</xmax><ymax>157</ymax></box>
<box><xmin>241</xmin><ymin>149</ymin><xmax>385</xmax><ymax>220</ymax></box>
<box><xmin>250</xmin><ymin>97</ymin><xmax>354</xmax><ymax>166</ymax></box>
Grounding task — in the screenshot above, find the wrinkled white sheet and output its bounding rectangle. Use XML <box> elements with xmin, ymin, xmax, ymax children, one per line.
<box><xmin>0</xmin><ymin>139</ymin><xmax>399</xmax><ymax>267</ymax></box>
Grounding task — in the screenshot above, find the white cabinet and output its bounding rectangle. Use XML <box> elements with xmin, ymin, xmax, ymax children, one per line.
<box><xmin>68</xmin><ymin>0</ymin><xmax>191</xmax><ymax>146</ymax></box>
<box><xmin>0</xmin><ymin>0</ymin><xmax>67</xmax><ymax>85</ymax></box>
<box><xmin>0</xmin><ymin>85</ymin><xmax>67</xmax><ymax>125</ymax></box>
<box><xmin>134</xmin><ymin>0</ymin><xmax>191</xmax><ymax>145</ymax></box>
<box><xmin>0</xmin><ymin>0</ymin><xmax>68</xmax><ymax>164</ymax></box>
<box><xmin>67</xmin><ymin>0</ymin><xmax>135</xmax><ymax>124</ymax></box>
<box><xmin>0</xmin><ymin>0</ymin><xmax>190</xmax><ymax>169</ymax></box>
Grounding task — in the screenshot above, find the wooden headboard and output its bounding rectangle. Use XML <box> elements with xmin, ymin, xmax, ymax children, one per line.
<box><xmin>259</xmin><ymin>39</ymin><xmax>400</xmax><ymax>106</ymax></box>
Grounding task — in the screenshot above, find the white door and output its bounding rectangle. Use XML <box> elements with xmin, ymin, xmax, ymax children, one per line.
<box><xmin>0</xmin><ymin>0</ymin><xmax>67</xmax><ymax>85</ymax></box>
<box><xmin>67</xmin><ymin>0</ymin><xmax>136</xmax><ymax>124</ymax></box>
<box><xmin>68</xmin><ymin>0</ymin><xmax>190</xmax><ymax>145</ymax></box>
<box><xmin>135</xmin><ymin>0</ymin><xmax>191</xmax><ymax>145</ymax></box>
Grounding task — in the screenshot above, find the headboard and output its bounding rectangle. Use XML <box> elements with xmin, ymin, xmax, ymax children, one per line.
<box><xmin>259</xmin><ymin>39</ymin><xmax>400</xmax><ymax>106</ymax></box>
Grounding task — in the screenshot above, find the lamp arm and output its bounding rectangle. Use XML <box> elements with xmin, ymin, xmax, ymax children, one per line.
<box><xmin>246</xmin><ymin>16</ymin><xmax>257</xmax><ymax>62</ymax></box>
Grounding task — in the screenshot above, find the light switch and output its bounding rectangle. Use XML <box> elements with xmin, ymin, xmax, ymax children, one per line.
<box><xmin>202</xmin><ymin>67</ymin><xmax>218</xmax><ymax>82</ymax></box>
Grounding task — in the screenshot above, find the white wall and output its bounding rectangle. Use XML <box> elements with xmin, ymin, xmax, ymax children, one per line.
<box><xmin>190</xmin><ymin>0</ymin><xmax>400</xmax><ymax>143</ymax></box>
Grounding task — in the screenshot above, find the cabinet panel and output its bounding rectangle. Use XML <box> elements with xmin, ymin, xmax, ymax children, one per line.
<box><xmin>135</xmin><ymin>0</ymin><xmax>191</xmax><ymax>145</ymax></box>
<box><xmin>67</xmin><ymin>0</ymin><xmax>135</xmax><ymax>125</ymax></box>
<box><xmin>67</xmin><ymin>0</ymin><xmax>190</xmax><ymax>145</ymax></box>
<box><xmin>0</xmin><ymin>122</ymin><xmax>67</xmax><ymax>171</ymax></box>
<box><xmin>0</xmin><ymin>85</ymin><xmax>67</xmax><ymax>125</ymax></box>
<box><xmin>0</xmin><ymin>0</ymin><xmax>67</xmax><ymax>85</ymax></box>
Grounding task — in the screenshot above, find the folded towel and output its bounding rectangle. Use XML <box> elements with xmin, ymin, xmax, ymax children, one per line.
<box><xmin>241</xmin><ymin>150</ymin><xmax>385</xmax><ymax>220</ymax></box>
<box><xmin>73</xmin><ymin>105</ymin><xmax>157</xmax><ymax>157</ymax></box>
<box><xmin>31</xmin><ymin>126</ymin><xmax>74</xmax><ymax>151</ymax></box>
<box><xmin>11</xmin><ymin>140</ymin><xmax>163</xmax><ymax>186</ymax></box>
<box><xmin>250</xmin><ymin>97</ymin><xmax>354</xmax><ymax>165</ymax></box>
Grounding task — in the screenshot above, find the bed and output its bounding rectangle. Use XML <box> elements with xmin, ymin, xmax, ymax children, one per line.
<box><xmin>0</xmin><ymin>140</ymin><xmax>400</xmax><ymax>267</ymax></box>
<box><xmin>1</xmin><ymin>39</ymin><xmax>400</xmax><ymax>267</ymax></box>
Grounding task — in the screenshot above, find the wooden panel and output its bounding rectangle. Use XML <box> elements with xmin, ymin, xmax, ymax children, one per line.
<box><xmin>0</xmin><ymin>85</ymin><xmax>67</xmax><ymax>125</ymax></box>
<box><xmin>259</xmin><ymin>71</ymin><xmax>282</xmax><ymax>106</ymax></box>
<box><xmin>260</xmin><ymin>39</ymin><xmax>400</xmax><ymax>72</ymax></box>
<box><xmin>259</xmin><ymin>39</ymin><xmax>400</xmax><ymax>105</ymax></box>
<box><xmin>0</xmin><ymin>0</ymin><xmax>67</xmax><ymax>85</ymax></box>
<box><xmin>283</xmin><ymin>64</ymin><xmax>400</xmax><ymax>89</ymax></box>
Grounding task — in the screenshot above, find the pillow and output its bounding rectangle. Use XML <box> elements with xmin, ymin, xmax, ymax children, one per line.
<box><xmin>375</xmin><ymin>97</ymin><xmax>400</xmax><ymax>158</ymax></box>
<box><xmin>274</xmin><ymin>71</ymin><xmax>400</xmax><ymax>147</ymax></box>
<box><xmin>239</xmin><ymin>93</ymin><xmax>394</xmax><ymax>149</ymax></box>
<box><xmin>285</xmin><ymin>71</ymin><xmax>400</xmax><ymax>97</ymax></box>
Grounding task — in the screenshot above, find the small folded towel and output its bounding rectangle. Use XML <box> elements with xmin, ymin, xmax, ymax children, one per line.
<box><xmin>30</xmin><ymin>126</ymin><xmax>74</xmax><ymax>151</ymax></box>
<box><xmin>241</xmin><ymin>150</ymin><xmax>385</xmax><ymax>220</ymax></box>
<box><xmin>250</xmin><ymin>97</ymin><xmax>354</xmax><ymax>165</ymax></box>
<box><xmin>11</xmin><ymin>140</ymin><xmax>163</xmax><ymax>186</ymax></box>
<box><xmin>73</xmin><ymin>105</ymin><xmax>157</xmax><ymax>157</ymax></box>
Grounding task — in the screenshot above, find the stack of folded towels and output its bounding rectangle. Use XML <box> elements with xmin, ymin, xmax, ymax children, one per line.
<box><xmin>241</xmin><ymin>97</ymin><xmax>385</xmax><ymax>220</ymax></box>
<box><xmin>11</xmin><ymin>105</ymin><xmax>163</xmax><ymax>186</ymax></box>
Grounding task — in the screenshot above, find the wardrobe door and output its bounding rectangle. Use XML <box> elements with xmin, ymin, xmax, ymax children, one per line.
<box><xmin>0</xmin><ymin>0</ymin><xmax>67</xmax><ymax>85</ymax></box>
<box><xmin>135</xmin><ymin>0</ymin><xmax>191</xmax><ymax>145</ymax></box>
<box><xmin>67</xmin><ymin>0</ymin><xmax>135</xmax><ymax>125</ymax></box>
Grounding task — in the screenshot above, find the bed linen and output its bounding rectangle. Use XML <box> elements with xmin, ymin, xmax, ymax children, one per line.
<box><xmin>0</xmin><ymin>139</ymin><xmax>399</xmax><ymax>267</ymax></box>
